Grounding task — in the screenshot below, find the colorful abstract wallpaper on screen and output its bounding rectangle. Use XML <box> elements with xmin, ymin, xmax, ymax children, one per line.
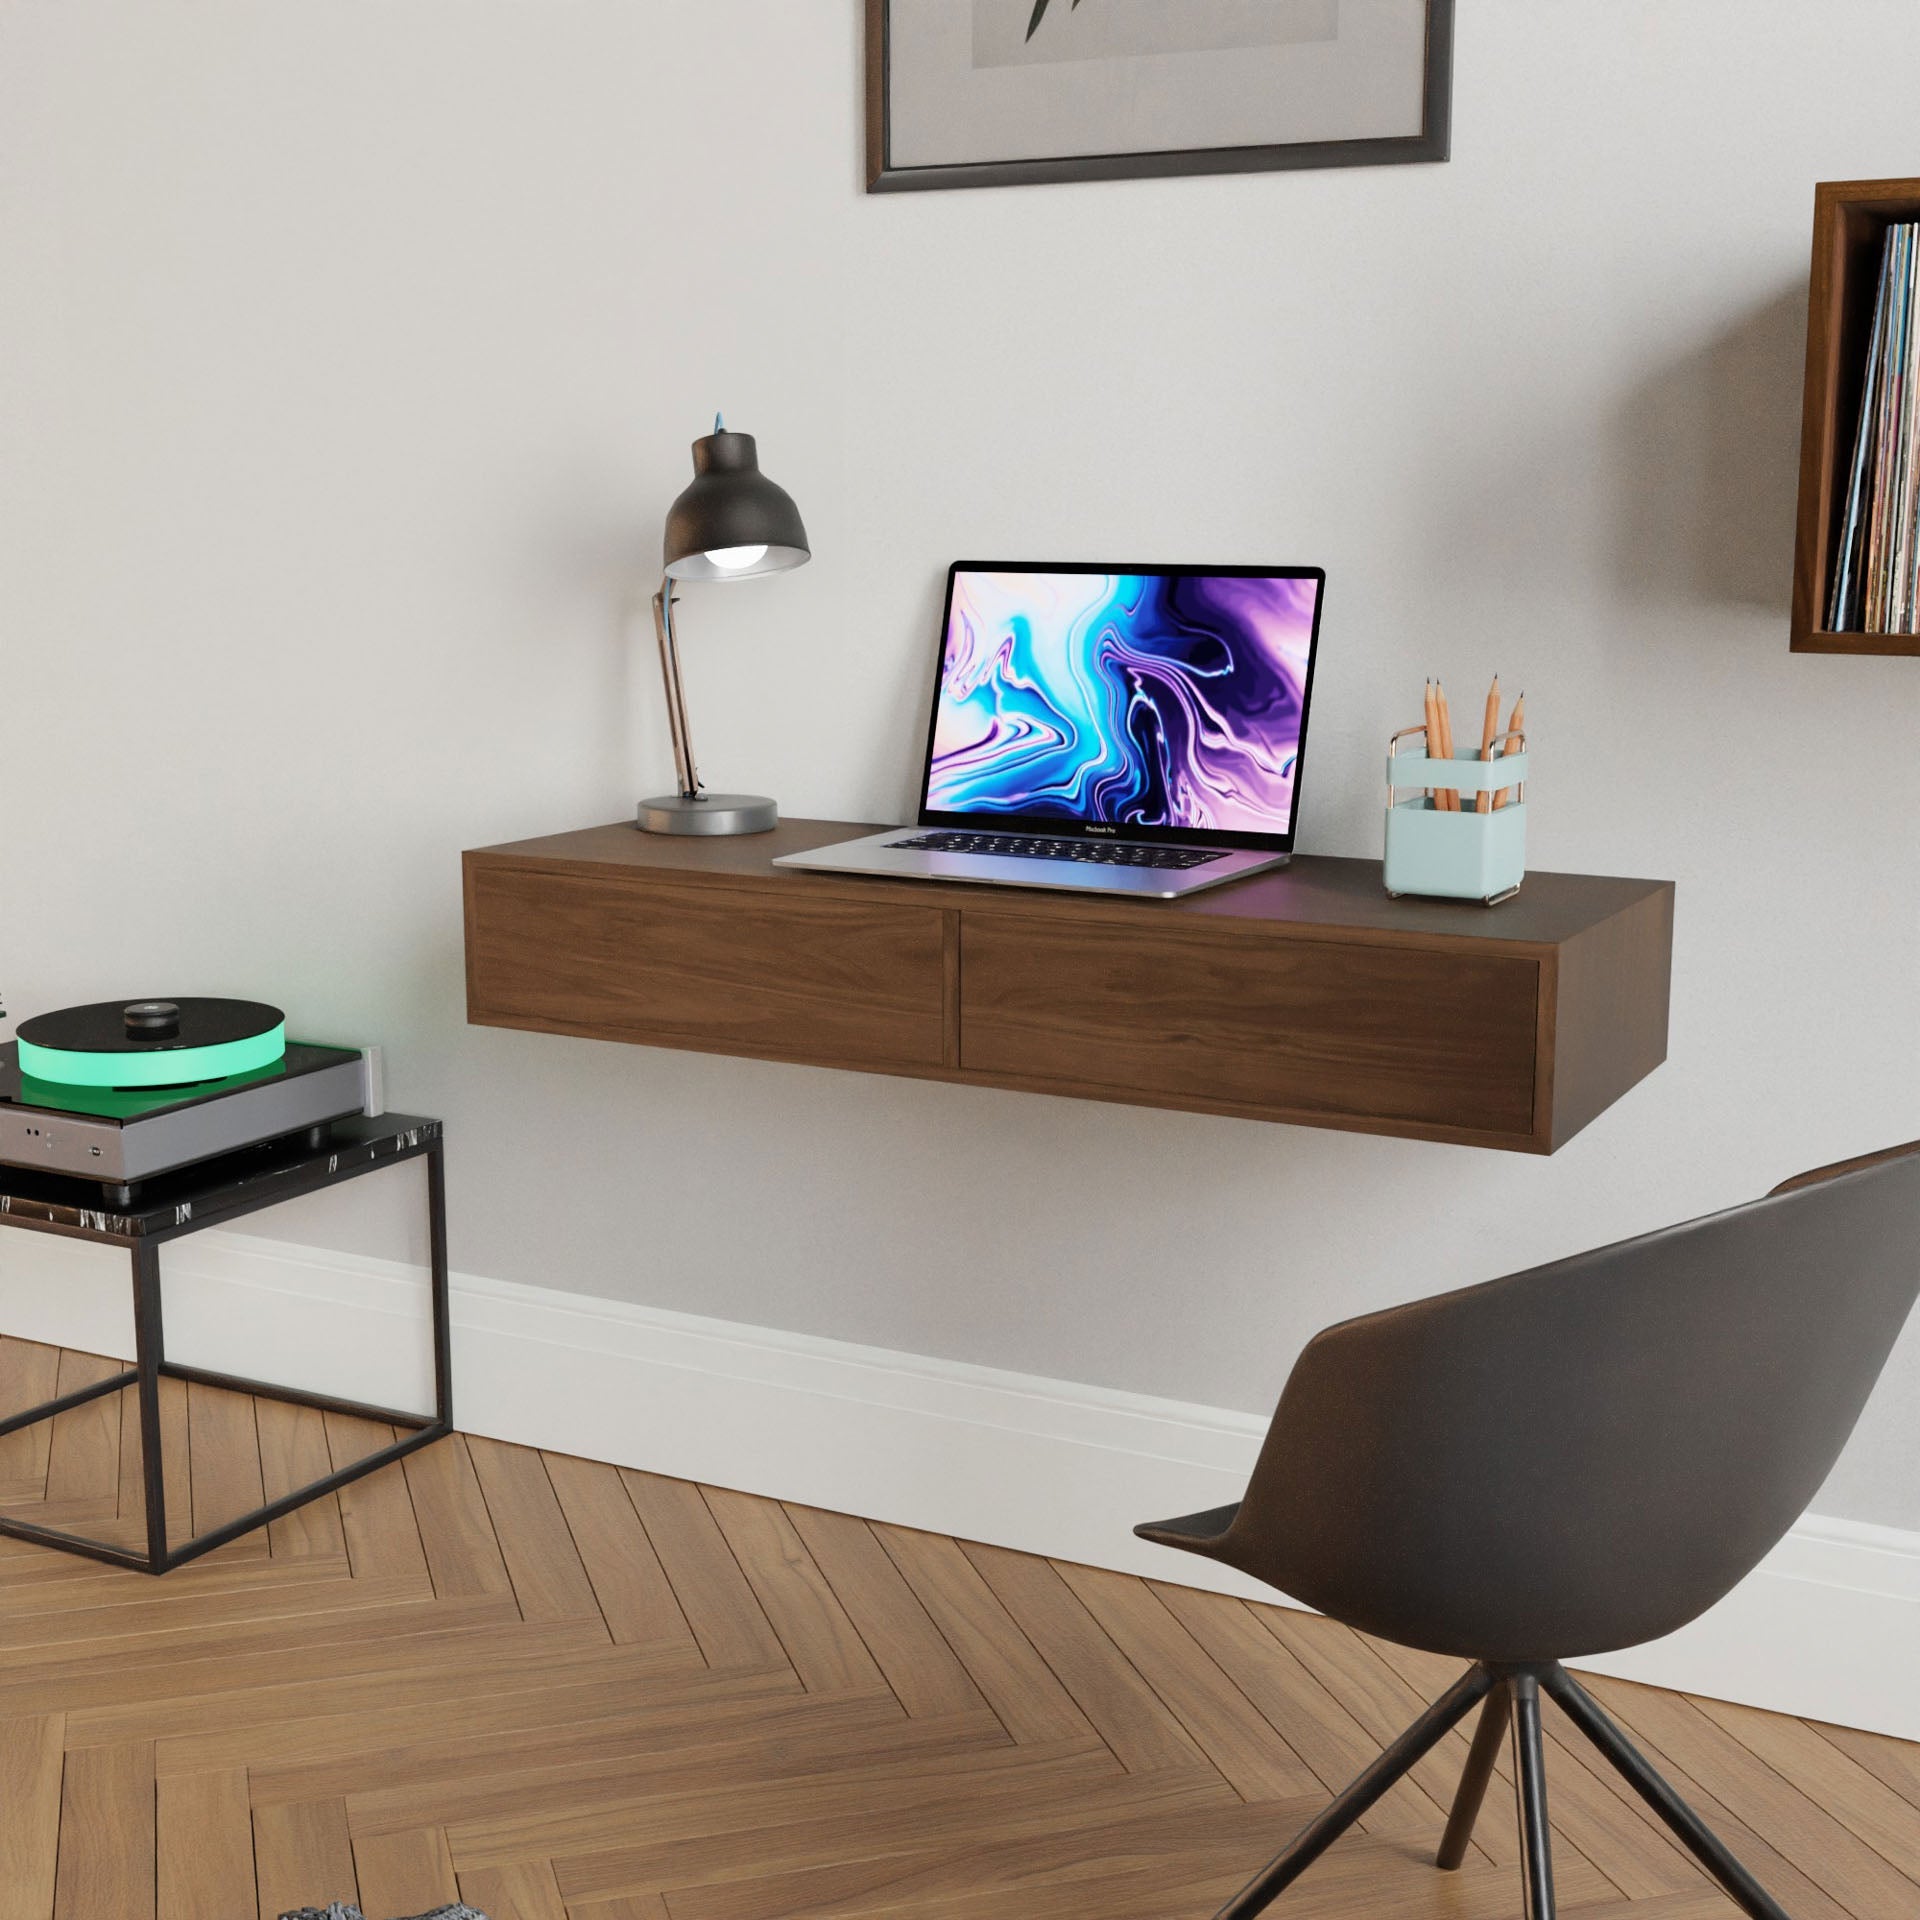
<box><xmin>926</xmin><ymin>571</ymin><xmax>1319</xmax><ymax>832</ymax></box>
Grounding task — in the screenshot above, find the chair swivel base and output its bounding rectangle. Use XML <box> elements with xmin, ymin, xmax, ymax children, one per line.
<box><xmin>1211</xmin><ymin>1659</ymin><xmax>1790</xmax><ymax>1920</ymax></box>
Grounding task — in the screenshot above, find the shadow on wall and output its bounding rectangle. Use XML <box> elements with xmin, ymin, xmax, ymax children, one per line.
<box><xmin>1610</xmin><ymin>283</ymin><xmax>1807</xmax><ymax>616</ymax></box>
<box><xmin>881</xmin><ymin>567</ymin><xmax>953</xmax><ymax>817</ymax></box>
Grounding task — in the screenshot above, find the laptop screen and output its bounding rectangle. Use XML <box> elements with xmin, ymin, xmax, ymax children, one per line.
<box><xmin>919</xmin><ymin>564</ymin><xmax>1325</xmax><ymax>849</ymax></box>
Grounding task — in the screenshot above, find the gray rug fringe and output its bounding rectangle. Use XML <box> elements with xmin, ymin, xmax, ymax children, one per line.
<box><xmin>279</xmin><ymin>1906</ymin><xmax>487</xmax><ymax>1920</ymax></box>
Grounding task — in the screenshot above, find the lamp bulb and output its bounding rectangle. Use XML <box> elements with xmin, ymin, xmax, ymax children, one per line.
<box><xmin>705</xmin><ymin>544</ymin><xmax>768</xmax><ymax>573</ymax></box>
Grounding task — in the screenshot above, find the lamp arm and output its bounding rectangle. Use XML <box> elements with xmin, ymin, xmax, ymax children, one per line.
<box><xmin>652</xmin><ymin>577</ymin><xmax>701</xmax><ymax>800</ymax></box>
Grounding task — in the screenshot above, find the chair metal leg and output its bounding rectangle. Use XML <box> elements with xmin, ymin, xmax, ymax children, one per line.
<box><xmin>1542</xmin><ymin>1667</ymin><xmax>1791</xmax><ymax>1920</ymax></box>
<box><xmin>1212</xmin><ymin>1663</ymin><xmax>1494</xmax><ymax>1920</ymax></box>
<box><xmin>1511</xmin><ymin>1672</ymin><xmax>1557</xmax><ymax>1920</ymax></box>
<box><xmin>1437</xmin><ymin>1679</ymin><xmax>1511</xmax><ymax>1869</ymax></box>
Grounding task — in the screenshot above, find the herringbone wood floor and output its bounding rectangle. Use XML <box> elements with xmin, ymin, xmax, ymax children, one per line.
<box><xmin>0</xmin><ymin>1340</ymin><xmax>1913</xmax><ymax>1919</ymax></box>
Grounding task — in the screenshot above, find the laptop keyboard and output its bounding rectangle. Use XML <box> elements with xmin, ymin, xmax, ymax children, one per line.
<box><xmin>887</xmin><ymin>831</ymin><xmax>1226</xmax><ymax>871</ymax></box>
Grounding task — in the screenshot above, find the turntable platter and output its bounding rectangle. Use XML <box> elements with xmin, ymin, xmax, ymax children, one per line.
<box><xmin>15</xmin><ymin>998</ymin><xmax>287</xmax><ymax>1089</ymax></box>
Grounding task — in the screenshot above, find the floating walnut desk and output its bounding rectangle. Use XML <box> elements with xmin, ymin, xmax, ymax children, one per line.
<box><xmin>463</xmin><ymin>821</ymin><xmax>1674</xmax><ymax>1154</ymax></box>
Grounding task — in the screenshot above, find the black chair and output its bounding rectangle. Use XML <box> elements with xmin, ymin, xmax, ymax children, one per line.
<box><xmin>1137</xmin><ymin>1142</ymin><xmax>1920</xmax><ymax>1920</ymax></box>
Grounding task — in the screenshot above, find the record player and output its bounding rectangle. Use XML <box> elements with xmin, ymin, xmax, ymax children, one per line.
<box><xmin>0</xmin><ymin>997</ymin><xmax>377</xmax><ymax>1199</ymax></box>
<box><xmin>0</xmin><ymin>997</ymin><xmax>442</xmax><ymax>1577</ymax></box>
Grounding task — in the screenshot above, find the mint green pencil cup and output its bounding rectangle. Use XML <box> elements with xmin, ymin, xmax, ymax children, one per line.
<box><xmin>1383</xmin><ymin>727</ymin><xmax>1528</xmax><ymax>905</ymax></box>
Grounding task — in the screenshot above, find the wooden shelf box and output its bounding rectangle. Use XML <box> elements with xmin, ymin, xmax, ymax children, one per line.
<box><xmin>1792</xmin><ymin>175</ymin><xmax>1920</xmax><ymax>656</ymax></box>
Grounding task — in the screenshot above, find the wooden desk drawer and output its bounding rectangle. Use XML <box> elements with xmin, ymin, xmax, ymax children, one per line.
<box><xmin>960</xmin><ymin>917</ymin><xmax>1539</xmax><ymax>1137</ymax></box>
<box><xmin>467</xmin><ymin>865</ymin><xmax>949</xmax><ymax>1071</ymax></box>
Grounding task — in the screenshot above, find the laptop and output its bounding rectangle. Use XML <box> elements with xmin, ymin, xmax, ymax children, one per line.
<box><xmin>774</xmin><ymin>561</ymin><xmax>1326</xmax><ymax>899</ymax></box>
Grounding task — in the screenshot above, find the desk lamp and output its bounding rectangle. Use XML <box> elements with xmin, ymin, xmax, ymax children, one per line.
<box><xmin>637</xmin><ymin>415</ymin><xmax>810</xmax><ymax>835</ymax></box>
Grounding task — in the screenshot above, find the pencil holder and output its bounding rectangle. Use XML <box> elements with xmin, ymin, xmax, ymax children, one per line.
<box><xmin>1383</xmin><ymin>727</ymin><xmax>1528</xmax><ymax>905</ymax></box>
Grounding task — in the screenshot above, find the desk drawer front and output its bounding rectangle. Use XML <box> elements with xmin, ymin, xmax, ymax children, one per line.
<box><xmin>960</xmin><ymin>918</ymin><xmax>1538</xmax><ymax>1135</ymax></box>
<box><xmin>468</xmin><ymin>866</ymin><xmax>949</xmax><ymax>1070</ymax></box>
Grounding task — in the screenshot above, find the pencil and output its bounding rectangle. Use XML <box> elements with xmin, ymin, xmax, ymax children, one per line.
<box><xmin>1476</xmin><ymin>674</ymin><xmax>1501</xmax><ymax>814</ymax></box>
<box><xmin>1494</xmin><ymin>691</ymin><xmax>1525</xmax><ymax>809</ymax></box>
<box><xmin>1423</xmin><ymin>679</ymin><xmax>1440</xmax><ymax>804</ymax></box>
<box><xmin>1434</xmin><ymin>681</ymin><xmax>1457</xmax><ymax>810</ymax></box>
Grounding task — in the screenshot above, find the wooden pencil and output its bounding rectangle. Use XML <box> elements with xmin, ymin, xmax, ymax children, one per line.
<box><xmin>1476</xmin><ymin>674</ymin><xmax>1501</xmax><ymax>814</ymax></box>
<box><xmin>1434</xmin><ymin>681</ymin><xmax>1457</xmax><ymax>810</ymax></box>
<box><xmin>1423</xmin><ymin>680</ymin><xmax>1441</xmax><ymax>804</ymax></box>
<box><xmin>1494</xmin><ymin>691</ymin><xmax>1525</xmax><ymax>809</ymax></box>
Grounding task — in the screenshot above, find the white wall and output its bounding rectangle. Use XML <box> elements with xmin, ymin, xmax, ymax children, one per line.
<box><xmin>2</xmin><ymin>1</ymin><xmax>1917</xmax><ymax>1530</ymax></box>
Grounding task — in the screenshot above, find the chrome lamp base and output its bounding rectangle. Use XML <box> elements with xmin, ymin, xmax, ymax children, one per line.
<box><xmin>636</xmin><ymin>792</ymin><xmax>778</xmax><ymax>836</ymax></box>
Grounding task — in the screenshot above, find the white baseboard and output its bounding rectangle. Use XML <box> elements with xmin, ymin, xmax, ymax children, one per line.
<box><xmin>1</xmin><ymin>1227</ymin><xmax>1913</xmax><ymax>1741</ymax></box>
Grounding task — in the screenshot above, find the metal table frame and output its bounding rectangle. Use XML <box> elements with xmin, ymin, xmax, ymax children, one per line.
<box><xmin>0</xmin><ymin>1115</ymin><xmax>451</xmax><ymax>1574</ymax></box>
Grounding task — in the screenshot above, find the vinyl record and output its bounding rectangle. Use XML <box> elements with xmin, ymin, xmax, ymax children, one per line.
<box><xmin>15</xmin><ymin>999</ymin><xmax>286</xmax><ymax>1089</ymax></box>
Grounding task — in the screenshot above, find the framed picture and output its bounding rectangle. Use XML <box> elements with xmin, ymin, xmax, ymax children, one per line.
<box><xmin>865</xmin><ymin>0</ymin><xmax>1453</xmax><ymax>194</ymax></box>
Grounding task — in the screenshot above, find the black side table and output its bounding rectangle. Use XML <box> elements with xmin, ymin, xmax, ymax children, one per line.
<box><xmin>0</xmin><ymin>1114</ymin><xmax>452</xmax><ymax>1573</ymax></box>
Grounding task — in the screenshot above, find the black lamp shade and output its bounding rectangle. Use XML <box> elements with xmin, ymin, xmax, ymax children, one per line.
<box><xmin>662</xmin><ymin>429</ymin><xmax>810</xmax><ymax>583</ymax></box>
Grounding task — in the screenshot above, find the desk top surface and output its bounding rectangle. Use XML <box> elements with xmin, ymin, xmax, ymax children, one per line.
<box><xmin>467</xmin><ymin>819</ymin><xmax>1672</xmax><ymax>953</ymax></box>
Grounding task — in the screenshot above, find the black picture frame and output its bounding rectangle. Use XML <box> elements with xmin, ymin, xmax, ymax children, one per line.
<box><xmin>865</xmin><ymin>0</ymin><xmax>1453</xmax><ymax>194</ymax></box>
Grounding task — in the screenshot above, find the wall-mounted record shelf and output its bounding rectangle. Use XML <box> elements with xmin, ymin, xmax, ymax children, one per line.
<box><xmin>1791</xmin><ymin>175</ymin><xmax>1920</xmax><ymax>655</ymax></box>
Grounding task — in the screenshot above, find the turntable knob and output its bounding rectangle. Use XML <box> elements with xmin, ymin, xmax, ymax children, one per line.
<box><xmin>123</xmin><ymin>1001</ymin><xmax>182</xmax><ymax>1041</ymax></box>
